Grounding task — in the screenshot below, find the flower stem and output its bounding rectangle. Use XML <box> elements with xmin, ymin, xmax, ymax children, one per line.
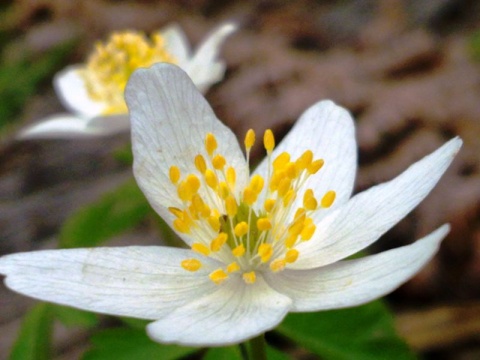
<box><xmin>248</xmin><ymin>333</ymin><xmax>267</xmax><ymax>360</ymax></box>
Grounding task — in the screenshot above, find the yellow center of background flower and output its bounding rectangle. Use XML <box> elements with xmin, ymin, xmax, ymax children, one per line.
<box><xmin>172</xmin><ymin>130</ymin><xmax>336</xmax><ymax>285</ymax></box>
<box><xmin>79</xmin><ymin>31</ymin><xmax>177</xmax><ymax>115</ymax></box>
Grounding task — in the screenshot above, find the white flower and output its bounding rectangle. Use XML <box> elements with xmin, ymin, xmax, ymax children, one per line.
<box><xmin>18</xmin><ymin>23</ymin><xmax>237</xmax><ymax>139</ymax></box>
<box><xmin>1</xmin><ymin>64</ymin><xmax>462</xmax><ymax>346</ymax></box>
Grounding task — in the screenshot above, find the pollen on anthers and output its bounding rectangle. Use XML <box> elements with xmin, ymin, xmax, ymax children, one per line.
<box><xmin>173</xmin><ymin>129</ymin><xmax>336</xmax><ymax>286</ymax></box>
<box><xmin>79</xmin><ymin>30</ymin><xmax>177</xmax><ymax>115</ymax></box>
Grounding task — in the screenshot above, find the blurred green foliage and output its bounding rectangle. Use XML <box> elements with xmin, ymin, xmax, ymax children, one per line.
<box><xmin>278</xmin><ymin>301</ymin><xmax>415</xmax><ymax>360</ymax></box>
<box><xmin>9</xmin><ymin>304</ymin><xmax>53</xmax><ymax>360</ymax></box>
<box><xmin>469</xmin><ymin>30</ymin><xmax>480</xmax><ymax>62</ymax></box>
<box><xmin>59</xmin><ymin>179</ymin><xmax>152</xmax><ymax>248</ymax></box>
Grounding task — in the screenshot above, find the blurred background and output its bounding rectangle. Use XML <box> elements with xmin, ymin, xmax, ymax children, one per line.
<box><xmin>0</xmin><ymin>0</ymin><xmax>479</xmax><ymax>359</ymax></box>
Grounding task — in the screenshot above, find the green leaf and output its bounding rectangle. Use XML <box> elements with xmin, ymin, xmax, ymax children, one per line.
<box><xmin>203</xmin><ymin>346</ymin><xmax>243</xmax><ymax>360</ymax></box>
<box><xmin>9</xmin><ymin>303</ymin><xmax>54</xmax><ymax>360</ymax></box>
<box><xmin>266</xmin><ymin>345</ymin><xmax>292</xmax><ymax>360</ymax></box>
<box><xmin>277</xmin><ymin>301</ymin><xmax>416</xmax><ymax>360</ymax></box>
<box><xmin>51</xmin><ymin>304</ymin><xmax>98</xmax><ymax>328</ymax></box>
<box><xmin>82</xmin><ymin>327</ymin><xmax>197</xmax><ymax>360</ymax></box>
<box><xmin>59</xmin><ymin>179</ymin><xmax>151</xmax><ymax>248</ymax></box>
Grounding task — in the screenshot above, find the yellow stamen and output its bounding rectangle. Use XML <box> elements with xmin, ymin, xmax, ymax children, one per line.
<box><xmin>264</xmin><ymin>129</ymin><xmax>275</xmax><ymax>153</ymax></box>
<box><xmin>264</xmin><ymin>199</ymin><xmax>276</xmax><ymax>212</ymax></box>
<box><xmin>258</xmin><ymin>243</ymin><xmax>273</xmax><ymax>262</ymax></box>
<box><xmin>226</xmin><ymin>167</ymin><xmax>236</xmax><ymax>188</ymax></box>
<box><xmin>211</xmin><ymin>233</ymin><xmax>228</xmax><ymax>252</ymax></box>
<box><xmin>207</xmin><ymin>215</ymin><xmax>221</xmax><ymax>232</ymax></box>
<box><xmin>285</xmin><ymin>249</ymin><xmax>299</xmax><ymax>263</ymax></box>
<box><xmin>244</xmin><ymin>129</ymin><xmax>256</xmax><ymax>150</ymax></box>
<box><xmin>209</xmin><ymin>269</ymin><xmax>228</xmax><ymax>285</ymax></box>
<box><xmin>273</xmin><ymin>152</ymin><xmax>290</xmax><ymax>170</ymax></box>
<box><xmin>243</xmin><ymin>271</ymin><xmax>256</xmax><ymax>284</ymax></box>
<box><xmin>205</xmin><ymin>169</ymin><xmax>218</xmax><ymax>189</ymax></box>
<box><xmin>168</xmin><ymin>207</ymin><xmax>183</xmax><ymax>218</ymax></box>
<box><xmin>227</xmin><ymin>262</ymin><xmax>240</xmax><ymax>273</ymax></box>
<box><xmin>301</xmin><ymin>222</ymin><xmax>316</xmax><ymax>241</ymax></box>
<box><xmin>169</xmin><ymin>166</ymin><xmax>180</xmax><ymax>184</ymax></box>
<box><xmin>225</xmin><ymin>196</ymin><xmax>238</xmax><ymax>217</ymax></box>
<box><xmin>257</xmin><ymin>218</ymin><xmax>272</xmax><ymax>231</ymax></box>
<box><xmin>308</xmin><ymin>159</ymin><xmax>324</xmax><ymax>174</ymax></box>
<box><xmin>295</xmin><ymin>150</ymin><xmax>313</xmax><ymax>172</ymax></box>
<box><xmin>212</xmin><ymin>154</ymin><xmax>226</xmax><ymax>170</ymax></box>
<box><xmin>321</xmin><ymin>190</ymin><xmax>336</xmax><ymax>208</ymax></box>
<box><xmin>192</xmin><ymin>243</ymin><xmax>210</xmax><ymax>256</ymax></box>
<box><xmin>194</xmin><ymin>155</ymin><xmax>207</xmax><ymax>173</ymax></box>
<box><xmin>270</xmin><ymin>259</ymin><xmax>286</xmax><ymax>272</ymax></box>
<box><xmin>181</xmin><ymin>259</ymin><xmax>202</xmax><ymax>272</ymax></box>
<box><xmin>173</xmin><ymin>218</ymin><xmax>190</xmax><ymax>233</ymax></box>
<box><xmin>205</xmin><ymin>133</ymin><xmax>217</xmax><ymax>156</ymax></box>
<box><xmin>232</xmin><ymin>244</ymin><xmax>245</xmax><ymax>257</ymax></box>
<box><xmin>303</xmin><ymin>189</ymin><xmax>318</xmax><ymax>210</ymax></box>
<box><xmin>234</xmin><ymin>222</ymin><xmax>249</xmax><ymax>237</ymax></box>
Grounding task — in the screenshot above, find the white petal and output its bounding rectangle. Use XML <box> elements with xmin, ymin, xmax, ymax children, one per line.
<box><xmin>265</xmin><ymin>224</ymin><xmax>448</xmax><ymax>312</ymax></box>
<box><xmin>17</xmin><ymin>114</ymin><xmax>101</xmax><ymax>139</ymax></box>
<box><xmin>0</xmin><ymin>247</ymin><xmax>219</xmax><ymax>320</ymax></box>
<box><xmin>88</xmin><ymin>114</ymin><xmax>131</xmax><ymax>135</ymax></box>
<box><xmin>159</xmin><ymin>24</ymin><xmax>191</xmax><ymax>66</ymax></box>
<box><xmin>147</xmin><ymin>276</ymin><xmax>292</xmax><ymax>346</ymax></box>
<box><xmin>254</xmin><ymin>100</ymin><xmax>357</xmax><ymax>212</ymax></box>
<box><xmin>126</xmin><ymin>63</ymin><xmax>248</xmax><ymax>237</ymax></box>
<box><xmin>292</xmin><ymin>137</ymin><xmax>462</xmax><ymax>269</ymax></box>
<box><xmin>184</xmin><ymin>22</ymin><xmax>237</xmax><ymax>93</ymax></box>
<box><xmin>54</xmin><ymin>65</ymin><xmax>106</xmax><ymax>117</ymax></box>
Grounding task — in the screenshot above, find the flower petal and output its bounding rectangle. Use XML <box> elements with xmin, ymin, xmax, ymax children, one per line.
<box><xmin>254</xmin><ymin>100</ymin><xmax>357</xmax><ymax>211</ymax></box>
<box><xmin>159</xmin><ymin>24</ymin><xmax>191</xmax><ymax>67</ymax></box>
<box><xmin>185</xmin><ymin>22</ymin><xmax>237</xmax><ymax>93</ymax></box>
<box><xmin>17</xmin><ymin>113</ymin><xmax>130</xmax><ymax>139</ymax></box>
<box><xmin>126</xmin><ymin>63</ymin><xmax>248</xmax><ymax>235</ymax></box>
<box><xmin>54</xmin><ymin>65</ymin><xmax>106</xmax><ymax>117</ymax></box>
<box><xmin>0</xmin><ymin>247</ymin><xmax>219</xmax><ymax>320</ymax></box>
<box><xmin>147</xmin><ymin>275</ymin><xmax>292</xmax><ymax>346</ymax></box>
<box><xmin>265</xmin><ymin>224</ymin><xmax>448</xmax><ymax>312</ymax></box>
<box><xmin>292</xmin><ymin>137</ymin><xmax>462</xmax><ymax>269</ymax></box>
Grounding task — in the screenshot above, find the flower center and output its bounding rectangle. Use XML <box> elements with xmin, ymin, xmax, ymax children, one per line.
<box><xmin>79</xmin><ymin>31</ymin><xmax>177</xmax><ymax>115</ymax></box>
<box><xmin>172</xmin><ymin>130</ymin><xmax>336</xmax><ymax>285</ymax></box>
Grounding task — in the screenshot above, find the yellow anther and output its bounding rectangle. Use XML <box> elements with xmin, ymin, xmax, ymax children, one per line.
<box><xmin>192</xmin><ymin>195</ymin><xmax>209</xmax><ymax>217</ymax></box>
<box><xmin>294</xmin><ymin>208</ymin><xmax>307</xmax><ymax>221</ymax></box>
<box><xmin>273</xmin><ymin>152</ymin><xmax>290</xmax><ymax>170</ymax></box>
<box><xmin>243</xmin><ymin>271</ymin><xmax>256</xmax><ymax>284</ymax></box>
<box><xmin>285</xmin><ymin>162</ymin><xmax>298</xmax><ymax>179</ymax></box>
<box><xmin>226</xmin><ymin>167</ymin><xmax>236</xmax><ymax>188</ymax></box>
<box><xmin>282</xmin><ymin>189</ymin><xmax>296</xmax><ymax>207</ymax></box>
<box><xmin>227</xmin><ymin>262</ymin><xmax>240</xmax><ymax>273</ymax></box>
<box><xmin>232</xmin><ymin>244</ymin><xmax>245</xmax><ymax>257</ymax></box>
<box><xmin>249</xmin><ymin>174</ymin><xmax>265</xmax><ymax>193</ymax></box>
<box><xmin>321</xmin><ymin>190</ymin><xmax>336</xmax><ymax>208</ymax></box>
<box><xmin>209</xmin><ymin>269</ymin><xmax>228</xmax><ymax>285</ymax></box>
<box><xmin>192</xmin><ymin>243</ymin><xmax>210</xmax><ymax>256</ymax></box>
<box><xmin>288</xmin><ymin>220</ymin><xmax>304</xmax><ymax>238</ymax></box>
<box><xmin>257</xmin><ymin>218</ymin><xmax>272</xmax><ymax>231</ymax></box>
<box><xmin>270</xmin><ymin>259</ymin><xmax>286</xmax><ymax>272</ymax></box>
<box><xmin>168</xmin><ymin>207</ymin><xmax>183</xmax><ymax>218</ymax></box>
<box><xmin>269</xmin><ymin>172</ymin><xmax>283</xmax><ymax>192</ymax></box>
<box><xmin>225</xmin><ymin>196</ymin><xmax>238</xmax><ymax>217</ymax></box>
<box><xmin>218</xmin><ymin>181</ymin><xmax>230</xmax><ymax>199</ymax></box>
<box><xmin>169</xmin><ymin>166</ymin><xmax>180</xmax><ymax>184</ymax></box>
<box><xmin>308</xmin><ymin>159</ymin><xmax>325</xmax><ymax>174</ymax></box>
<box><xmin>211</xmin><ymin>233</ymin><xmax>228</xmax><ymax>252</ymax></box>
<box><xmin>295</xmin><ymin>150</ymin><xmax>313</xmax><ymax>172</ymax></box>
<box><xmin>285</xmin><ymin>234</ymin><xmax>298</xmax><ymax>248</ymax></box>
<box><xmin>285</xmin><ymin>249</ymin><xmax>299</xmax><ymax>263</ymax></box>
<box><xmin>207</xmin><ymin>215</ymin><xmax>221</xmax><ymax>232</ymax></box>
<box><xmin>301</xmin><ymin>222</ymin><xmax>316</xmax><ymax>241</ymax></box>
<box><xmin>181</xmin><ymin>259</ymin><xmax>202</xmax><ymax>272</ymax></box>
<box><xmin>212</xmin><ymin>154</ymin><xmax>226</xmax><ymax>170</ymax></box>
<box><xmin>234</xmin><ymin>222</ymin><xmax>249</xmax><ymax>237</ymax></box>
<box><xmin>194</xmin><ymin>155</ymin><xmax>207</xmax><ymax>173</ymax></box>
<box><xmin>258</xmin><ymin>243</ymin><xmax>273</xmax><ymax>263</ymax></box>
<box><xmin>205</xmin><ymin>133</ymin><xmax>217</xmax><ymax>156</ymax></box>
<box><xmin>264</xmin><ymin>199</ymin><xmax>276</xmax><ymax>212</ymax></box>
<box><xmin>205</xmin><ymin>169</ymin><xmax>218</xmax><ymax>189</ymax></box>
<box><xmin>186</xmin><ymin>174</ymin><xmax>201</xmax><ymax>194</ymax></box>
<box><xmin>243</xmin><ymin>188</ymin><xmax>257</xmax><ymax>206</ymax></box>
<box><xmin>173</xmin><ymin>218</ymin><xmax>190</xmax><ymax>234</ymax></box>
<box><xmin>277</xmin><ymin>178</ymin><xmax>291</xmax><ymax>197</ymax></box>
<box><xmin>303</xmin><ymin>189</ymin><xmax>318</xmax><ymax>210</ymax></box>
<box><xmin>244</xmin><ymin>129</ymin><xmax>256</xmax><ymax>150</ymax></box>
<box><xmin>263</xmin><ymin>129</ymin><xmax>275</xmax><ymax>153</ymax></box>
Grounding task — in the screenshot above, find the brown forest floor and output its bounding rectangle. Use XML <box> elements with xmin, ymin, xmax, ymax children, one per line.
<box><xmin>0</xmin><ymin>0</ymin><xmax>479</xmax><ymax>359</ymax></box>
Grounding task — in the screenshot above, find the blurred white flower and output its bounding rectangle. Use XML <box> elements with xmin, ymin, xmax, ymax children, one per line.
<box><xmin>1</xmin><ymin>64</ymin><xmax>462</xmax><ymax>346</ymax></box>
<box><xmin>18</xmin><ymin>23</ymin><xmax>237</xmax><ymax>139</ymax></box>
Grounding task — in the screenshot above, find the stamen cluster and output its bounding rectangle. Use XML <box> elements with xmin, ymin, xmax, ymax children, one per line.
<box><xmin>79</xmin><ymin>31</ymin><xmax>177</xmax><ymax>115</ymax></box>
<box><xmin>170</xmin><ymin>129</ymin><xmax>336</xmax><ymax>285</ymax></box>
